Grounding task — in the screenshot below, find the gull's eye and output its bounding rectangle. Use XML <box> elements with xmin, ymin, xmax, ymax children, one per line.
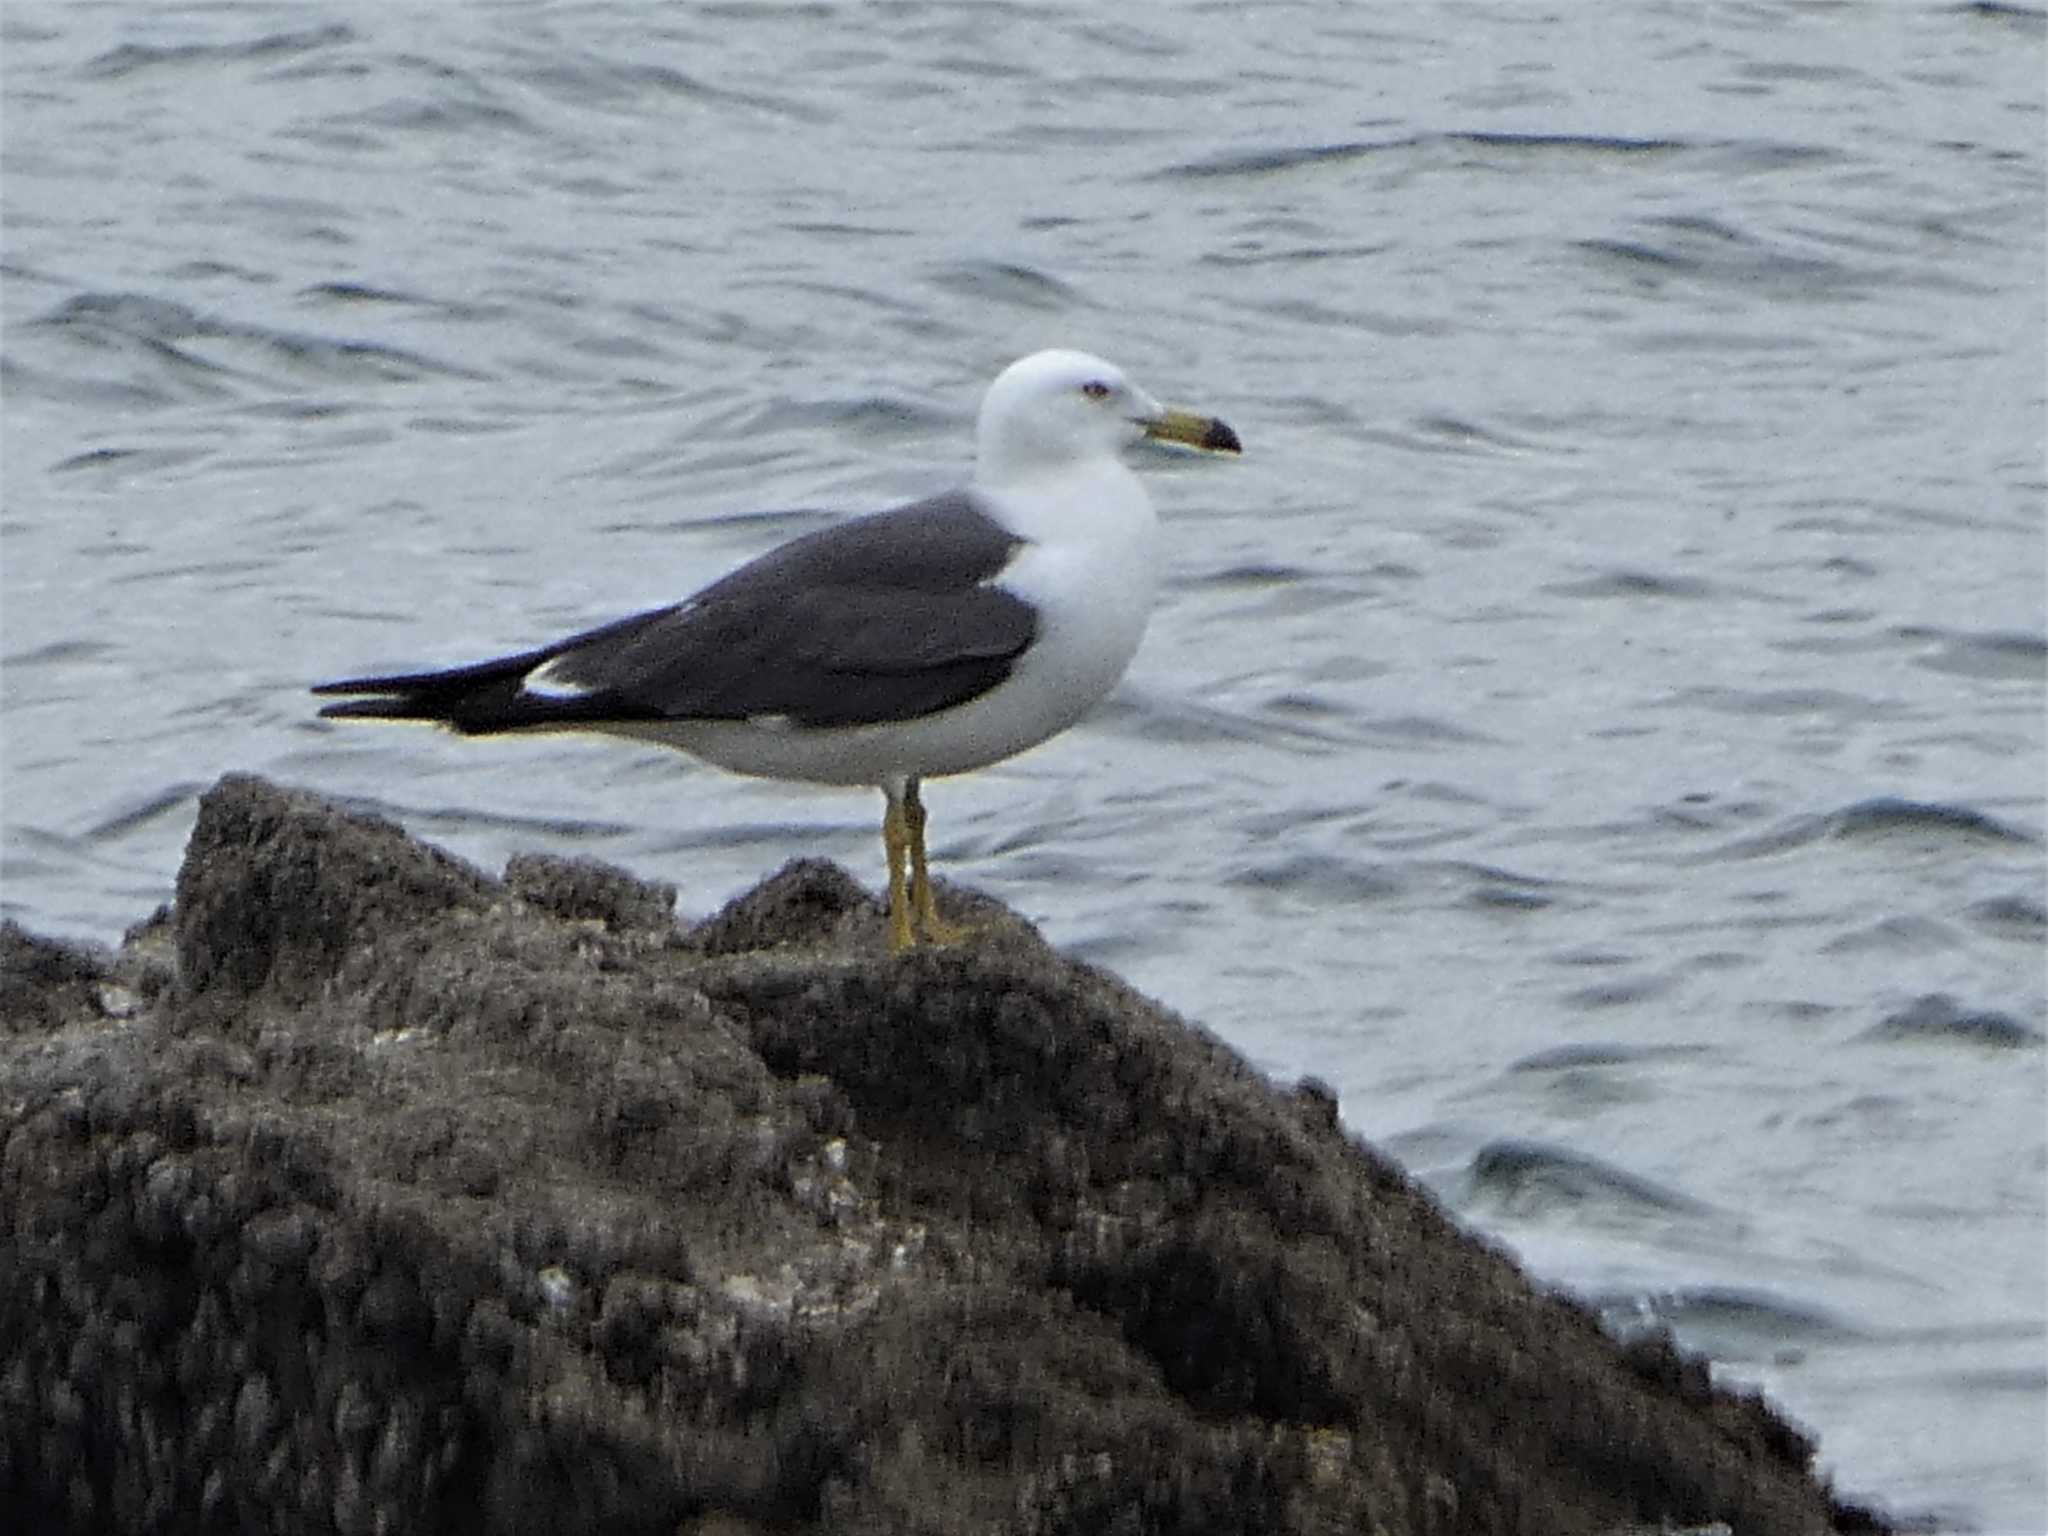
<box><xmin>1081</xmin><ymin>379</ymin><xmax>1113</xmax><ymax>400</ymax></box>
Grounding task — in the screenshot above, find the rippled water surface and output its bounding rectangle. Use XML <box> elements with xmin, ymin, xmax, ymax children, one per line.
<box><xmin>5</xmin><ymin>4</ymin><xmax>2044</xmax><ymax>1527</ymax></box>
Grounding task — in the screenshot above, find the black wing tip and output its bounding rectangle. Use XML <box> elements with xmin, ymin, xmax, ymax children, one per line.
<box><xmin>312</xmin><ymin>670</ymin><xmax>463</xmax><ymax>722</ymax></box>
<box><xmin>315</xmin><ymin>694</ymin><xmax>447</xmax><ymax>722</ymax></box>
<box><xmin>312</xmin><ymin>671</ymin><xmax>432</xmax><ymax>698</ymax></box>
<box><xmin>313</xmin><ymin>675</ymin><xmax>657</xmax><ymax>733</ymax></box>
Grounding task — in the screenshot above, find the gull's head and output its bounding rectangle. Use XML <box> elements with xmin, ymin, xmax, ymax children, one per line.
<box><xmin>974</xmin><ymin>349</ymin><xmax>1240</xmax><ymax>486</ymax></box>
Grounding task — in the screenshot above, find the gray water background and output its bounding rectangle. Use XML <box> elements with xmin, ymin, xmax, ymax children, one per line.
<box><xmin>4</xmin><ymin>3</ymin><xmax>2044</xmax><ymax>1527</ymax></box>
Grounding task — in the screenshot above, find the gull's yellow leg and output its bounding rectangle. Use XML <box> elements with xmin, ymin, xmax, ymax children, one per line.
<box><xmin>904</xmin><ymin>778</ymin><xmax>975</xmax><ymax>946</ymax></box>
<box><xmin>882</xmin><ymin>787</ymin><xmax>916</xmax><ymax>952</ymax></box>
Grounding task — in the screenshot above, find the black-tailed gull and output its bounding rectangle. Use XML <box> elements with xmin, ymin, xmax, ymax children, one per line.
<box><xmin>313</xmin><ymin>349</ymin><xmax>1241</xmax><ymax>948</ymax></box>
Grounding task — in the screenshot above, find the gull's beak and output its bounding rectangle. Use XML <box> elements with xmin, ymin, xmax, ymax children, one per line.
<box><xmin>1141</xmin><ymin>405</ymin><xmax>1243</xmax><ymax>455</ymax></box>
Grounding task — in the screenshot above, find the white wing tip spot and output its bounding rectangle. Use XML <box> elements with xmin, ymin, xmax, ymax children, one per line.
<box><xmin>522</xmin><ymin>656</ymin><xmax>594</xmax><ymax>700</ymax></box>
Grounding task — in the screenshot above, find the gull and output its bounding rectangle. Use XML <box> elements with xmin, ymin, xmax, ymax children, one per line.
<box><xmin>314</xmin><ymin>349</ymin><xmax>1240</xmax><ymax>949</ymax></box>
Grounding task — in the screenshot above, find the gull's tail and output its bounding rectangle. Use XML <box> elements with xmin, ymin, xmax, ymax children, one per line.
<box><xmin>314</xmin><ymin>648</ymin><xmax>556</xmax><ymax>732</ymax></box>
<box><xmin>314</xmin><ymin>600</ymin><xmax>680</xmax><ymax>734</ymax></box>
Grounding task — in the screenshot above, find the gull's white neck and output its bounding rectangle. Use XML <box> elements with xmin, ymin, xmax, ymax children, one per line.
<box><xmin>973</xmin><ymin>454</ymin><xmax>1154</xmax><ymax>546</ymax></box>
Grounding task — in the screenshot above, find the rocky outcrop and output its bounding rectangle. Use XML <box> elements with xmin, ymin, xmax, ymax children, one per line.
<box><xmin>1</xmin><ymin>774</ymin><xmax>1886</xmax><ymax>1534</ymax></box>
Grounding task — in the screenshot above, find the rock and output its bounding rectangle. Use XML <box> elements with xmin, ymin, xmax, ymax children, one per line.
<box><xmin>1</xmin><ymin>923</ymin><xmax>114</xmax><ymax>1035</ymax></box>
<box><xmin>0</xmin><ymin>774</ymin><xmax>1890</xmax><ymax>1535</ymax></box>
<box><xmin>503</xmin><ymin>851</ymin><xmax>677</xmax><ymax>934</ymax></box>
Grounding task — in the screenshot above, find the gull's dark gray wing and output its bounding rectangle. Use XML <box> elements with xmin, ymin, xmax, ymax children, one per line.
<box><xmin>314</xmin><ymin>490</ymin><xmax>1038</xmax><ymax>733</ymax></box>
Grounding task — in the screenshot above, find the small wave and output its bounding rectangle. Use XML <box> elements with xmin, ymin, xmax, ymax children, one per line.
<box><xmin>656</xmin><ymin>818</ymin><xmax>867</xmax><ymax>856</ymax></box>
<box><xmin>83</xmin><ymin>783</ymin><xmax>207</xmax><ymax>844</ymax></box>
<box><xmin>737</xmin><ymin>392</ymin><xmax>951</xmax><ymax>444</ymax></box>
<box><xmin>1862</xmin><ymin>993</ymin><xmax>2044</xmax><ymax>1049</ymax></box>
<box><xmin>1463</xmin><ymin>1138</ymin><xmax>1713</xmax><ymax>1219</ymax></box>
<box><xmin>510</xmin><ymin>51</ymin><xmax>826</xmax><ymax>124</ymax></box>
<box><xmin>1188</xmin><ymin>562</ymin><xmax>1319</xmax><ymax>590</ymax></box>
<box><xmin>1578</xmin><ymin>213</ymin><xmax>1871</xmax><ymax>295</ymax></box>
<box><xmin>29</xmin><ymin>290</ymin><xmax>485</xmax><ymax>400</ymax></box>
<box><xmin>1967</xmin><ymin>893</ymin><xmax>2047</xmax><ymax>932</ymax></box>
<box><xmin>1</xmin><ymin>639</ymin><xmax>115</xmax><ymax>668</ymax></box>
<box><xmin>1559</xmin><ymin>974</ymin><xmax>1675</xmax><ymax>1011</ymax></box>
<box><xmin>1355</xmin><ymin>712</ymin><xmax>1496</xmax><ymax>747</ymax></box>
<box><xmin>1820</xmin><ymin>915</ymin><xmax>1961</xmax><ymax>956</ymax></box>
<box><xmin>80</xmin><ymin>24</ymin><xmax>355</xmax><ymax>81</ymax></box>
<box><xmin>1508</xmin><ymin>1042</ymin><xmax>1706</xmax><ymax>1073</ymax></box>
<box><xmin>1596</xmin><ymin>1285</ymin><xmax>1862</xmax><ymax>1351</ymax></box>
<box><xmin>926</xmin><ymin>261</ymin><xmax>1082</xmax><ymax>312</ymax></box>
<box><xmin>1410</xmin><ymin>414</ymin><xmax>1543</xmax><ymax>454</ymax></box>
<box><xmin>314</xmin><ymin>791</ymin><xmax>635</xmax><ymax>845</ymax></box>
<box><xmin>1898</xmin><ymin>625</ymin><xmax>2048</xmax><ymax>682</ymax></box>
<box><xmin>1108</xmin><ymin>690</ymin><xmax>1353</xmax><ymax>752</ymax></box>
<box><xmin>1544</xmin><ymin>569</ymin><xmax>1715</xmax><ymax>601</ymax></box>
<box><xmin>1958</xmin><ymin>1</ymin><xmax>2047</xmax><ymax>30</ymax></box>
<box><xmin>1829</xmin><ymin>797</ymin><xmax>2037</xmax><ymax>845</ymax></box>
<box><xmin>1223</xmin><ymin>852</ymin><xmax>1404</xmax><ymax>904</ymax></box>
<box><xmin>1154</xmin><ymin>131</ymin><xmax>1693</xmax><ymax>182</ymax></box>
<box><xmin>299</xmin><ymin>281</ymin><xmax>437</xmax><ymax>309</ymax></box>
<box><xmin>1692</xmin><ymin>795</ymin><xmax>2038</xmax><ymax>862</ymax></box>
<box><xmin>1663</xmin><ymin>684</ymin><xmax>1890</xmax><ymax>719</ymax></box>
<box><xmin>49</xmin><ymin>446</ymin><xmax>205</xmax><ymax>476</ymax></box>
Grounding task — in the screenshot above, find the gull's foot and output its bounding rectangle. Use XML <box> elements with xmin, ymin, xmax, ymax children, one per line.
<box><xmin>887</xmin><ymin>896</ymin><xmax>918</xmax><ymax>953</ymax></box>
<box><xmin>883</xmin><ymin>893</ymin><xmax>978</xmax><ymax>951</ymax></box>
<box><xmin>912</xmin><ymin>906</ymin><xmax>979</xmax><ymax>948</ymax></box>
<box><xmin>910</xmin><ymin>872</ymin><xmax>981</xmax><ymax>948</ymax></box>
